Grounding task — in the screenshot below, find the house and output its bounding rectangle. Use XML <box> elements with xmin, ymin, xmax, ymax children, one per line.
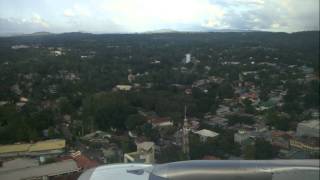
<box><xmin>204</xmin><ymin>116</ymin><xmax>228</xmax><ymax>128</ymax></box>
<box><xmin>59</xmin><ymin>151</ymin><xmax>99</xmax><ymax>170</ymax></box>
<box><xmin>194</xmin><ymin>129</ymin><xmax>219</xmax><ymax>142</ymax></box>
<box><xmin>234</xmin><ymin>130</ymin><xmax>251</xmax><ymax>145</ymax></box>
<box><xmin>216</xmin><ymin>105</ymin><xmax>232</xmax><ymax>117</ymax></box>
<box><xmin>52</xmin><ymin>50</ymin><xmax>62</xmax><ymax>56</ymax></box>
<box><xmin>19</xmin><ymin>97</ymin><xmax>28</xmax><ymax>102</ymax></box>
<box><xmin>11</xmin><ymin>45</ymin><xmax>29</xmax><ymax>49</ymax></box>
<box><xmin>115</xmin><ymin>85</ymin><xmax>132</xmax><ymax>91</ymax></box>
<box><xmin>296</xmin><ymin>120</ymin><xmax>320</xmax><ymax>138</ymax></box>
<box><xmin>128</xmin><ymin>73</ymin><xmax>136</xmax><ymax>83</ymax></box>
<box><xmin>185</xmin><ymin>88</ymin><xmax>192</xmax><ymax>95</ymax></box>
<box><xmin>192</xmin><ymin>79</ymin><xmax>208</xmax><ymax>88</ymax></box>
<box><xmin>149</xmin><ymin>117</ymin><xmax>173</xmax><ymax>128</ymax></box>
<box><xmin>150</xmin><ymin>60</ymin><xmax>161</xmax><ymax>64</ymax></box>
<box><xmin>124</xmin><ymin>141</ymin><xmax>155</xmax><ymax>164</ymax></box>
<box><xmin>208</xmin><ymin>76</ymin><xmax>224</xmax><ymax>84</ymax></box>
<box><xmin>80</xmin><ymin>131</ymin><xmax>111</xmax><ymax>144</ymax></box>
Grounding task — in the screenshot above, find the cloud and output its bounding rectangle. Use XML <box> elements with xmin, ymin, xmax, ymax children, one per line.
<box><xmin>63</xmin><ymin>4</ymin><xmax>91</xmax><ymax>17</ymax></box>
<box><xmin>0</xmin><ymin>0</ymin><xmax>318</xmax><ymax>33</ymax></box>
<box><xmin>31</xmin><ymin>13</ymin><xmax>49</xmax><ymax>28</ymax></box>
<box><xmin>0</xmin><ymin>17</ymin><xmax>49</xmax><ymax>34</ymax></box>
<box><xmin>214</xmin><ymin>0</ymin><xmax>319</xmax><ymax>32</ymax></box>
<box><xmin>99</xmin><ymin>0</ymin><xmax>226</xmax><ymax>31</ymax></box>
<box><xmin>64</xmin><ymin>9</ymin><xmax>75</xmax><ymax>17</ymax></box>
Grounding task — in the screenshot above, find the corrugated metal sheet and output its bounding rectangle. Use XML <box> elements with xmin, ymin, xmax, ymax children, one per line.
<box><xmin>0</xmin><ymin>160</ymin><xmax>79</xmax><ymax>180</ymax></box>
<box><xmin>0</xmin><ymin>139</ymin><xmax>65</xmax><ymax>155</ymax></box>
<box><xmin>0</xmin><ymin>144</ymin><xmax>30</xmax><ymax>154</ymax></box>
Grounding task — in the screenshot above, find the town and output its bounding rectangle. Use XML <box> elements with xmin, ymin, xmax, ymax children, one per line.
<box><xmin>0</xmin><ymin>31</ymin><xmax>319</xmax><ymax>180</ymax></box>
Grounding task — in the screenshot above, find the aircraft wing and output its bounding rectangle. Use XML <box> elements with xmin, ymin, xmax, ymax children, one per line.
<box><xmin>78</xmin><ymin>160</ymin><xmax>320</xmax><ymax>180</ymax></box>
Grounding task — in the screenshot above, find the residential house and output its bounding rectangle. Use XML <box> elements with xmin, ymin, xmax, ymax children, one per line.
<box><xmin>194</xmin><ymin>129</ymin><xmax>219</xmax><ymax>142</ymax></box>
<box><xmin>124</xmin><ymin>141</ymin><xmax>155</xmax><ymax>164</ymax></box>
<box><xmin>296</xmin><ymin>120</ymin><xmax>320</xmax><ymax>138</ymax></box>
<box><xmin>114</xmin><ymin>85</ymin><xmax>133</xmax><ymax>91</ymax></box>
<box><xmin>148</xmin><ymin>117</ymin><xmax>173</xmax><ymax>128</ymax></box>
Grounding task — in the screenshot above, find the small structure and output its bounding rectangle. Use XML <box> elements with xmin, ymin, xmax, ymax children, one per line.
<box><xmin>115</xmin><ymin>85</ymin><xmax>132</xmax><ymax>91</ymax></box>
<box><xmin>296</xmin><ymin>120</ymin><xmax>320</xmax><ymax>138</ymax></box>
<box><xmin>216</xmin><ymin>105</ymin><xmax>232</xmax><ymax>117</ymax></box>
<box><xmin>81</xmin><ymin>131</ymin><xmax>111</xmax><ymax>144</ymax></box>
<box><xmin>124</xmin><ymin>141</ymin><xmax>155</xmax><ymax>164</ymax></box>
<box><xmin>128</xmin><ymin>73</ymin><xmax>136</xmax><ymax>83</ymax></box>
<box><xmin>205</xmin><ymin>116</ymin><xmax>228</xmax><ymax>128</ymax></box>
<box><xmin>234</xmin><ymin>130</ymin><xmax>250</xmax><ymax>145</ymax></box>
<box><xmin>194</xmin><ymin>129</ymin><xmax>219</xmax><ymax>142</ymax></box>
<box><xmin>0</xmin><ymin>159</ymin><xmax>79</xmax><ymax>180</ymax></box>
<box><xmin>149</xmin><ymin>117</ymin><xmax>173</xmax><ymax>128</ymax></box>
<box><xmin>59</xmin><ymin>151</ymin><xmax>99</xmax><ymax>170</ymax></box>
<box><xmin>183</xmin><ymin>53</ymin><xmax>191</xmax><ymax>64</ymax></box>
<box><xmin>11</xmin><ymin>45</ymin><xmax>29</xmax><ymax>49</ymax></box>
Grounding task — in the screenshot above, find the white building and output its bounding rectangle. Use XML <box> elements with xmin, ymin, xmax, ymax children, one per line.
<box><xmin>115</xmin><ymin>85</ymin><xmax>132</xmax><ymax>91</ymax></box>
<box><xmin>194</xmin><ymin>129</ymin><xmax>219</xmax><ymax>142</ymax></box>
<box><xmin>124</xmin><ymin>142</ymin><xmax>155</xmax><ymax>164</ymax></box>
<box><xmin>185</xmin><ymin>53</ymin><xmax>191</xmax><ymax>63</ymax></box>
<box><xmin>234</xmin><ymin>130</ymin><xmax>250</xmax><ymax>145</ymax></box>
<box><xmin>296</xmin><ymin>120</ymin><xmax>320</xmax><ymax>138</ymax></box>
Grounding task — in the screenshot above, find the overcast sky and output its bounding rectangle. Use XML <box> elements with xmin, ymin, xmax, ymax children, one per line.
<box><xmin>0</xmin><ymin>0</ymin><xmax>319</xmax><ymax>34</ymax></box>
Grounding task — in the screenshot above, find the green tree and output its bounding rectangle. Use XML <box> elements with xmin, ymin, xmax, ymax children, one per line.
<box><xmin>125</xmin><ymin>114</ymin><xmax>145</xmax><ymax>130</ymax></box>
<box><xmin>254</xmin><ymin>138</ymin><xmax>278</xmax><ymax>159</ymax></box>
<box><xmin>243</xmin><ymin>144</ymin><xmax>255</xmax><ymax>160</ymax></box>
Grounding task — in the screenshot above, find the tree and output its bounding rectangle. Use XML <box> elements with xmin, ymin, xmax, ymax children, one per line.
<box><xmin>254</xmin><ymin>138</ymin><xmax>278</xmax><ymax>159</ymax></box>
<box><xmin>141</xmin><ymin>123</ymin><xmax>160</xmax><ymax>142</ymax></box>
<box><xmin>83</xmin><ymin>92</ymin><xmax>136</xmax><ymax>131</ymax></box>
<box><xmin>125</xmin><ymin>114</ymin><xmax>145</xmax><ymax>131</ymax></box>
<box><xmin>243</xmin><ymin>144</ymin><xmax>255</xmax><ymax>160</ymax></box>
<box><xmin>120</xmin><ymin>138</ymin><xmax>136</xmax><ymax>153</ymax></box>
<box><xmin>243</xmin><ymin>99</ymin><xmax>256</xmax><ymax>114</ymax></box>
<box><xmin>218</xmin><ymin>82</ymin><xmax>234</xmax><ymax>99</ymax></box>
<box><xmin>265</xmin><ymin>111</ymin><xmax>291</xmax><ymax>131</ymax></box>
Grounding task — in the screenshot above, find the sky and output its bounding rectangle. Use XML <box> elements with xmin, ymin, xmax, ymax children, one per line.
<box><xmin>0</xmin><ymin>0</ymin><xmax>319</xmax><ymax>34</ymax></box>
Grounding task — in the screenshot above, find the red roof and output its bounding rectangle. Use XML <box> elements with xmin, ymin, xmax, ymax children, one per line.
<box><xmin>150</xmin><ymin>117</ymin><xmax>171</xmax><ymax>125</ymax></box>
<box><xmin>202</xmin><ymin>155</ymin><xmax>220</xmax><ymax>160</ymax></box>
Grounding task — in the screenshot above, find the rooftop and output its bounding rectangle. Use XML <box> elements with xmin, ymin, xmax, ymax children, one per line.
<box><xmin>0</xmin><ymin>139</ymin><xmax>66</xmax><ymax>154</ymax></box>
<box><xmin>299</xmin><ymin>120</ymin><xmax>320</xmax><ymax>129</ymax></box>
<box><xmin>138</xmin><ymin>142</ymin><xmax>154</xmax><ymax>151</ymax></box>
<box><xmin>194</xmin><ymin>129</ymin><xmax>219</xmax><ymax>138</ymax></box>
<box><xmin>0</xmin><ymin>160</ymin><xmax>79</xmax><ymax>180</ymax></box>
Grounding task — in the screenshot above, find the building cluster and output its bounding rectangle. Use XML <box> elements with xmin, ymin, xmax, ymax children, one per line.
<box><xmin>1</xmin><ymin>42</ymin><xmax>319</xmax><ymax>180</ymax></box>
<box><xmin>0</xmin><ymin>139</ymin><xmax>99</xmax><ymax>180</ymax></box>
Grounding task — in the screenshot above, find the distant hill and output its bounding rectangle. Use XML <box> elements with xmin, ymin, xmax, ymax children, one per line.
<box><xmin>24</xmin><ymin>31</ymin><xmax>53</xmax><ymax>36</ymax></box>
<box><xmin>143</xmin><ymin>29</ymin><xmax>180</xmax><ymax>34</ymax></box>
